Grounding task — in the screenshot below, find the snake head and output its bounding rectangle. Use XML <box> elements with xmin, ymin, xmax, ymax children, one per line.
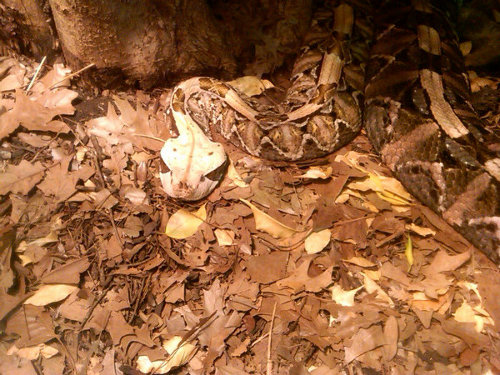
<box><xmin>159</xmin><ymin>131</ymin><xmax>228</xmax><ymax>201</ymax></box>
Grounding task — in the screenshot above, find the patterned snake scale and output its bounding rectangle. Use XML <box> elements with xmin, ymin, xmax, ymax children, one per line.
<box><xmin>161</xmin><ymin>0</ymin><xmax>500</xmax><ymax>265</ymax></box>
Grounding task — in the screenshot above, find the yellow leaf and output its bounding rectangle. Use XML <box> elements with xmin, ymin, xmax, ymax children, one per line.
<box><xmin>405</xmin><ymin>234</ymin><xmax>413</xmax><ymax>271</ymax></box>
<box><xmin>337</xmin><ymin>152</ymin><xmax>412</xmax><ymax>206</ymax></box>
<box><xmin>305</xmin><ymin>229</ymin><xmax>331</xmax><ymax>254</ymax></box>
<box><xmin>240</xmin><ymin>199</ymin><xmax>297</xmax><ymax>239</ymax></box>
<box><xmin>165</xmin><ymin>204</ymin><xmax>207</xmax><ymax>239</ymax></box>
<box><xmin>24</xmin><ymin>284</ymin><xmax>78</xmax><ymax>306</ymax></box>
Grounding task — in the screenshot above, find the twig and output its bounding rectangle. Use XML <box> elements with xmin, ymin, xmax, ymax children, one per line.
<box><xmin>89</xmin><ymin>135</ymin><xmax>107</xmax><ymax>190</ymax></box>
<box><xmin>48</xmin><ymin>62</ymin><xmax>96</xmax><ymax>90</ymax></box>
<box><xmin>267</xmin><ymin>302</ymin><xmax>277</xmax><ymax>375</ymax></box>
<box><xmin>26</xmin><ymin>56</ymin><xmax>46</xmax><ymax>92</ymax></box>
<box><xmin>106</xmin><ymin>208</ymin><xmax>124</xmax><ymax>250</ymax></box>
<box><xmin>133</xmin><ymin>133</ymin><xmax>167</xmax><ymax>143</ymax></box>
<box><xmin>79</xmin><ymin>275</ymin><xmax>113</xmax><ymax>330</ymax></box>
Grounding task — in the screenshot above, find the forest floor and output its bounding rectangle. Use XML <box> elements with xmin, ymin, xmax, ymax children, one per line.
<box><xmin>1</xmin><ymin>25</ymin><xmax>500</xmax><ymax>375</ymax></box>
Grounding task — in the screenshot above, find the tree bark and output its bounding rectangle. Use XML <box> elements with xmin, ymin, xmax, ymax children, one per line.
<box><xmin>2</xmin><ymin>0</ymin><xmax>314</xmax><ymax>88</ymax></box>
<box><xmin>47</xmin><ymin>0</ymin><xmax>239</xmax><ymax>88</ymax></box>
<box><xmin>0</xmin><ymin>0</ymin><xmax>56</xmax><ymax>58</ymax></box>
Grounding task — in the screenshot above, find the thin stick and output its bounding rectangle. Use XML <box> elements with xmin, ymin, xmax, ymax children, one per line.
<box><xmin>133</xmin><ymin>133</ymin><xmax>167</xmax><ymax>143</ymax></box>
<box><xmin>267</xmin><ymin>301</ymin><xmax>278</xmax><ymax>375</ymax></box>
<box><xmin>48</xmin><ymin>62</ymin><xmax>96</xmax><ymax>90</ymax></box>
<box><xmin>26</xmin><ymin>56</ymin><xmax>46</xmax><ymax>92</ymax></box>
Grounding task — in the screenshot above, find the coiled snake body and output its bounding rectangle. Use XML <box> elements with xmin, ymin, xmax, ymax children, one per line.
<box><xmin>160</xmin><ymin>0</ymin><xmax>500</xmax><ymax>265</ymax></box>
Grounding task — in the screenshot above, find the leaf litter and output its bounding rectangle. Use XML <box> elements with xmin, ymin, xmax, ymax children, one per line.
<box><xmin>0</xmin><ymin>55</ymin><xmax>499</xmax><ymax>375</ymax></box>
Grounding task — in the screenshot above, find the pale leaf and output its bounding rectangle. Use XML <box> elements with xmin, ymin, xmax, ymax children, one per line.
<box><xmin>406</xmin><ymin>223</ymin><xmax>436</xmax><ymax>237</ymax></box>
<box><xmin>165</xmin><ymin>204</ymin><xmax>207</xmax><ymax>239</ymax></box>
<box><xmin>343</xmin><ymin>257</ymin><xmax>376</xmax><ymax>268</ymax></box>
<box><xmin>227</xmin><ymin>76</ymin><xmax>274</xmax><ymax>97</ymax></box>
<box><xmin>405</xmin><ymin>235</ymin><xmax>413</xmax><ymax>271</ymax></box>
<box><xmin>227</xmin><ymin>159</ymin><xmax>248</xmax><ymax>188</ymax></box>
<box><xmin>363</xmin><ymin>273</ymin><xmax>394</xmax><ymax>307</ymax></box>
<box><xmin>24</xmin><ymin>284</ymin><xmax>78</xmax><ymax>306</ymax></box>
<box><xmin>305</xmin><ymin>229</ymin><xmax>331</xmax><ymax>254</ymax></box>
<box><xmin>240</xmin><ymin>199</ymin><xmax>298</xmax><ymax>239</ymax></box>
<box><xmin>214</xmin><ymin>229</ymin><xmax>235</xmax><ymax>246</ymax></box>
<box><xmin>453</xmin><ymin>301</ymin><xmax>485</xmax><ymax>333</ymax></box>
<box><xmin>383</xmin><ymin>316</ymin><xmax>398</xmax><ymax>361</ymax></box>
<box><xmin>331</xmin><ymin>284</ymin><xmax>363</xmax><ymax>307</ymax></box>
<box><xmin>338</xmin><ymin>152</ymin><xmax>412</xmax><ymax>205</ymax></box>
<box><xmin>136</xmin><ymin>336</ymin><xmax>197</xmax><ymax>374</ymax></box>
<box><xmin>297</xmin><ymin>166</ymin><xmax>333</xmax><ymax>179</ymax></box>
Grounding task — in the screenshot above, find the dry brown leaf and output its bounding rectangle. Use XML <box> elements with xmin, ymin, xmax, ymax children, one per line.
<box><xmin>165</xmin><ymin>204</ymin><xmax>207</xmax><ymax>239</ymax></box>
<box><xmin>363</xmin><ymin>273</ymin><xmax>394</xmax><ymax>307</ymax></box>
<box><xmin>343</xmin><ymin>257</ymin><xmax>376</xmax><ymax>268</ymax></box>
<box><xmin>37</xmin><ymin>157</ymin><xmax>94</xmax><ymax>202</ymax></box>
<box><xmin>277</xmin><ymin>260</ymin><xmax>333</xmax><ymax>293</ymax></box>
<box><xmin>246</xmin><ymin>252</ymin><xmax>288</xmax><ymax>284</ymax></box>
<box><xmin>240</xmin><ymin>199</ymin><xmax>298</xmax><ymax>239</ymax></box>
<box><xmin>383</xmin><ymin>316</ymin><xmax>398</xmax><ymax>361</ymax></box>
<box><xmin>427</xmin><ymin>250</ymin><xmax>471</xmax><ymax>273</ymax></box>
<box><xmin>0</xmin><ymin>160</ymin><xmax>45</xmax><ymax>195</ymax></box>
<box><xmin>0</xmin><ymin>89</ymin><xmax>74</xmax><ymax>140</ymax></box>
<box><xmin>344</xmin><ymin>325</ymin><xmax>385</xmax><ymax>363</ymax></box>
<box><xmin>41</xmin><ymin>257</ymin><xmax>90</xmax><ymax>284</ymax></box>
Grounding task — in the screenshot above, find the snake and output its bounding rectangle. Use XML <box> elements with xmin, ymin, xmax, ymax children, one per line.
<box><xmin>159</xmin><ymin>0</ymin><xmax>500</xmax><ymax>265</ymax></box>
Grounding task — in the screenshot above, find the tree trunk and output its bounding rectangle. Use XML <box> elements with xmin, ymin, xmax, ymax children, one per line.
<box><xmin>47</xmin><ymin>0</ymin><xmax>239</xmax><ymax>88</ymax></box>
<box><xmin>0</xmin><ymin>0</ymin><xmax>56</xmax><ymax>58</ymax></box>
<box><xmin>1</xmin><ymin>0</ymin><xmax>313</xmax><ymax>88</ymax></box>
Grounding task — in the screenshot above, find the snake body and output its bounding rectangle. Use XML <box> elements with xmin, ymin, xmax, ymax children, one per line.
<box><xmin>161</xmin><ymin>0</ymin><xmax>500</xmax><ymax>264</ymax></box>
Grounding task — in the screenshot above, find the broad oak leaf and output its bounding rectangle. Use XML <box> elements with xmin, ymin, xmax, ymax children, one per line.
<box><xmin>0</xmin><ymin>160</ymin><xmax>45</xmax><ymax>195</ymax></box>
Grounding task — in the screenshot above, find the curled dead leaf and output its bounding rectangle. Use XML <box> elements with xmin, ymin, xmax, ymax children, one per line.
<box><xmin>136</xmin><ymin>336</ymin><xmax>197</xmax><ymax>374</ymax></box>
